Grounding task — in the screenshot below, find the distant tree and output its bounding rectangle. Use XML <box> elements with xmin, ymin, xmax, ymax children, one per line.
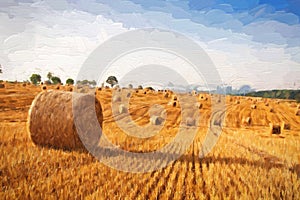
<box><xmin>106</xmin><ymin>76</ymin><xmax>118</xmax><ymax>88</ymax></box>
<box><xmin>47</xmin><ymin>72</ymin><xmax>53</xmax><ymax>81</ymax></box>
<box><xmin>128</xmin><ymin>84</ymin><xmax>133</xmax><ymax>89</ymax></box>
<box><xmin>30</xmin><ymin>74</ymin><xmax>41</xmax><ymax>85</ymax></box>
<box><xmin>0</xmin><ymin>64</ymin><xmax>2</xmax><ymax>73</ymax></box>
<box><xmin>66</xmin><ymin>78</ymin><xmax>74</xmax><ymax>85</ymax></box>
<box><xmin>51</xmin><ymin>76</ymin><xmax>61</xmax><ymax>84</ymax></box>
<box><xmin>90</xmin><ymin>80</ymin><xmax>97</xmax><ymax>86</ymax></box>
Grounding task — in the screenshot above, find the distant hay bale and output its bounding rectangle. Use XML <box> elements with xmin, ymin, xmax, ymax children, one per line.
<box><xmin>243</xmin><ymin>117</ymin><xmax>252</xmax><ymax>126</ymax></box>
<box><xmin>251</xmin><ymin>104</ymin><xmax>257</xmax><ymax>109</ymax></box>
<box><xmin>164</xmin><ymin>92</ymin><xmax>169</xmax><ymax>98</ymax></box>
<box><xmin>119</xmin><ymin>104</ymin><xmax>127</xmax><ymax>114</ymax></box>
<box><xmin>136</xmin><ymin>90</ymin><xmax>139</xmax><ymax>93</ymax></box>
<box><xmin>270</xmin><ymin>123</ymin><xmax>281</xmax><ymax>135</ymax></box>
<box><xmin>172</xmin><ymin>95</ymin><xmax>177</xmax><ymax>101</ymax></box>
<box><xmin>186</xmin><ymin>117</ymin><xmax>196</xmax><ymax>126</ymax></box>
<box><xmin>126</xmin><ymin>92</ymin><xmax>131</xmax><ymax>98</ymax></box>
<box><xmin>281</xmin><ymin>122</ymin><xmax>291</xmax><ymax>130</ymax></box>
<box><xmin>150</xmin><ymin>116</ymin><xmax>164</xmax><ymax>125</ymax></box>
<box><xmin>144</xmin><ymin>91</ymin><xmax>147</xmax><ymax>94</ymax></box>
<box><xmin>235</xmin><ymin>100</ymin><xmax>240</xmax><ymax>104</ymax></box>
<box><xmin>297</xmin><ymin>105</ymin><xmax>300</xmax><ymax>109</ymax></box>
<box><xmin>269</xmin><ymin>108</ymin><xmax>274</xmax><ymax>113</ymax></box>
<box><xmin>56</xmin><ymin>85</ymin><xmax>60</xmax><ymax>90</ymax></box>
<box><xmin>296</xmin><ymin>109</ymin><xmax>300</xmax><ymax>116</ymax></box>
<box><xmin>0</xmin><ymin>83</ymin><xmax>5</xmax><ymax>88</ymax></box>
<box><xmin>265</xmin><ymin>102</ymin><xmax>269</xmax><ymax>106</ymax></box>
<box><xmin>191</xmin><ymin>90</ymin><xmax>197</xmax><ymax>96</ymax></box>
<box><xmin>112</xmin><ymin>95</ymin><xmax>121</xmax><ymax>102</ymax></box>
<box><xmin>27</xmin><ymin>90</ymin><xmax>103</xmax><ymax>150</ymax></box>
<box><xmin>195</xmin><ymin>102</ymin><xmax>203</xmax><ymax>109</ymax></box>
<box><xmin>22</xmin><ymin>83</ymin><xmax>27</xmax><ymax>87</ymax></box>
<box><xmin>97</xmin><ymin>87</ymin><xmax>102</xmax><ymax>91</ymax></box>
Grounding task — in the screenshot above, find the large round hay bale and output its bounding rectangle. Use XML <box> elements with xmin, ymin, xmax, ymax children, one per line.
<box><xmin>0</xmin><ymin>83</ymin><xmax>5</xmax><ymax>88</ymax></box>
<box><xmin>27</xmin><ymin>90</ymin><xmax>103</xmax><ymax>150</ymax></box>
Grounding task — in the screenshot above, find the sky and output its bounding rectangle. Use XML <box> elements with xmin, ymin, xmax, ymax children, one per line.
<box><xmin>0</xmin><ymin>0</ymin><xmax>300</xmax><ymax>90</ymax></box>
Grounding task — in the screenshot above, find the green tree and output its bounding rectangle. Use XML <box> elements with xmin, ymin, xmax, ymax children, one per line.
<box><xmin>51</xmin><ymin>76</ymin><xmax>61</xmax><ymax>85</ymax></box>
<box><xmin>66</xmin><ymin>78</ymin><xmax>74</xmax><ymax>85</ymax></box>
<box><xmin>30</xmin><ymin>74</ymin><xmax>41</xmax><ymax>85</ymax></box>
<box><xmin>106</xmin><ymin>76</ymin><xmax>118</xmax><ymax>88</ymax></box>
<box><xmin>47</xmin><ymin>72</ymin><xmax>53</xmax><ymax>81</ymax></box>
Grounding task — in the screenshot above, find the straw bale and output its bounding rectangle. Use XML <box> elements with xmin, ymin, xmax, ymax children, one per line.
<box><xmin>186</xmin><ymin>117</ymin><xmax>196</xmax><ymax>126</ymax></box>
<box><xmin>150</xmin><ymin>116</ymin><xmax>164</xmax><ymax>125</ymax></box>
<box><xmin>119</xmin><ymin>104</ymin><xmax>127</xmax><ymax>114</ymax></box>
<box><xmin>269</xmin><ymin>123</ymin><xmax>281</xmax><ymax>135</ymax></box>
<box><xmin>27</xmin><ymin>90</ymin><xmax>103</xmax><ymax>150</ymax></box>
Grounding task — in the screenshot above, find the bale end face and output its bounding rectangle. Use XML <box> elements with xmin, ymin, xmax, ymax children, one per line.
<box><xmin>296</xmin><ymin>109</ymin><xmax>300</xmax><ymax>116</ymax></box>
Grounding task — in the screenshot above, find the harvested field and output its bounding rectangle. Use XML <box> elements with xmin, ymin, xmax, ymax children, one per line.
<box><xmin>0</xmin><ymin>83</ymin><xmax>300</xmax><ymax>199</ymax></box>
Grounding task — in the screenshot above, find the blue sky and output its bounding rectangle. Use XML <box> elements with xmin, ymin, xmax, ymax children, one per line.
<box><xmin>0</xmin><ymin>0</ymin><xmax>299</xmax><ymax>89</ymax></box>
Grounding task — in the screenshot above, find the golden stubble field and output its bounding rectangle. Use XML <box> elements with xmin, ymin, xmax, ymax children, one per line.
<box><xmin>0</xmin><ymin>82</ymin><xmax>300</xmax><ymax>199</ymax></box>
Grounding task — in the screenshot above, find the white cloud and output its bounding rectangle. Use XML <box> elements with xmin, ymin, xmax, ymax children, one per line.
<box><xmin>0</xmin><ymin>0</ymin><xmax>299</xmax><ymax>90</ymax></box>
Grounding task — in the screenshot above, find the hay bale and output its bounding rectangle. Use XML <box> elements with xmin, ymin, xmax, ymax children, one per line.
<box><xmin>144</xmin><ymin>91</ymin><xmax>147</xmax><ymax>94</ymax></box>
<box><xmin>269</xmin><ymin>108</ymin><xmax>274</xmax><ymax>113</ymax></box>
<box><xmin>22</xmin><ymin>83</ymin><xmax>27</xmax><ymax>87</ymax></box>
<box><xmin>297</xmin><ymin>105</ymin><xmax>300</xmax><ymax>109</ymax></box>
<box><xmin>126</xmin><ymin>92</ymin><xmax>131</xmax><ymax>98</ymax></box>
<box><xmin>172</xmin><ymin>95</ymin><xmax>177</xmax><ymax>101</ymax></box>
<box><xmin>27</xmin><ymin>90</ymin><xmax>103</xmax><ymax>150</ymax></box>
<box><xmin>296</xmin><ymin>109</ymin><xmax>300</xmax><ymax>116</ymax></box>
<box><xmin>164</xmin><ymin>92</ymin><xmax>169</xmax><ymax>98</ymax></box>
<box><xmin>281</xmin><ymin>122</ymin><xmax>291</xmax><ymax>130</ymax></box>
<box><xmin>186</xmin><ymin>117</ymin><xmax>196</xmax><ymax>126</ymax></box>
<box><xmin>251</xmin><ymin>104</ymin><xmax>257</xmax><ymax>109</ymax></box>
<box><xmin>195</xmin><ymin>102</ymin><xmax>203</xmax><ymax>109</ymax></box>
<box><xmin>112</xmin><ymin>95</ymin><xmax>121</xmax><ymax>102</ymax></box>
<box><xmin>173</xmin><ymin>101</ymin><xmax>177</xmax><ymax>107</ymax></box>
<box><xmin>119</xmin><ymin>104</ymin><xmax>127</xmax><ymax>114</ymax></box>
<box><xmin>191</xmin><ymin>90</ymin><xmax>197</xmax><ymax>96</ymax></box>
<box><xmin>41</xmin><ymin>85</ymin><xmax>47</xmax><ymax>90</ymax></box>
<box><xmin>235</xmin><ymin>100</ymin><xmax>240</xmax><ymax>104</ymax></box>
<box><xmin>56</xmin><ymin>85</ymin><xmax>60</xmax><ymax>90</ymax></box>
<box><xmin>0</xmin><ymin>83</ymin><xmax>5</xmax><ymax>88</ymax></box>
<box><xmin>270</xmin><ymin>123</ymin><xmax>281</xmax><ymax>135</ymax></box>
<box><xmin>243</xmin><ymin>117</ymin><xmax>251</xmax><ymax>126</ymax></box>
<box><xmin>97</xmin><ymin>87</ymin><xmax>102</xmax><ymax>91</ymax></box>
<box><xmin>150</xmin><ymin>116</ymin><xmax>164</xmax><ymax>125</ymax></box>
<box><xmin>265</xmin><ymin>102</ymin><xmax>269</xmax><ymax>106</ymax></box>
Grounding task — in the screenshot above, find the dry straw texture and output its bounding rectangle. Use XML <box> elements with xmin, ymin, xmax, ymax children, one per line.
<box><xmin>27</xmin><ymin>90</ymin><xmax>103</xmax><ymax>151</ymax></box>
